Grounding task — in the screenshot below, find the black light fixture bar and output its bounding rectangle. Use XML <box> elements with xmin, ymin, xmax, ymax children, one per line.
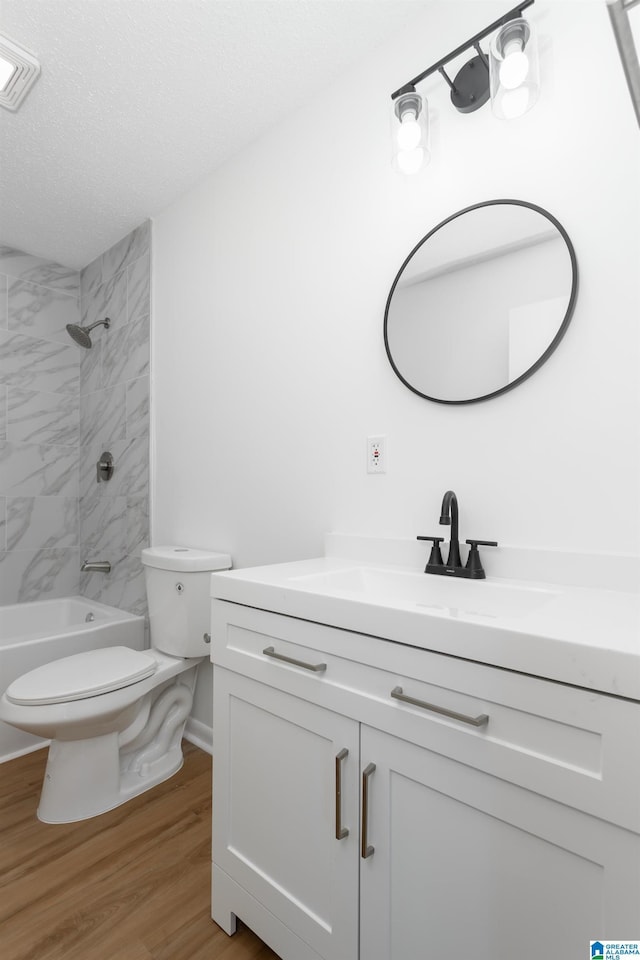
<box><xmin>391</xmin><ymin>0</ymin><xmax>535</xmax><ymax>100</ymax></box>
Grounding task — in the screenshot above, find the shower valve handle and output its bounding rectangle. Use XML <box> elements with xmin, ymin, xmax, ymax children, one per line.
<box><xmin>96</xmin><ymin>451</ymin><xmax>114</xmax><ymax>483</ymax></box>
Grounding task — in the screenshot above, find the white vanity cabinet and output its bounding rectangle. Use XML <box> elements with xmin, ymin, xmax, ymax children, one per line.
<box><xmin>213</xmin><ymin>668</ymin><xmax>360</xmax><ymax>960</ymax></box>
<box><xmin>211</xmin><ymin>601</ymin><xmax>640</xmax><ymax>960</ymax></box>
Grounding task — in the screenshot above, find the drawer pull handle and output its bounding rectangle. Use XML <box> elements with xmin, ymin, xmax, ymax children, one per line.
<box><xmin>361</xmin><ymin>762</ymin><xmax>376</xmax><ymax>859</ymax></box>
<box><xmin>390</xmin><ymin>686</ymin><xmax>489</xmax><ymax>728</ymax></box>
<box><xmin>262</xmin><ymin>646</ymin><xmax>327</xmax><ymax>673</ymax></box>
<box><xmin>335</xmin><ymin>748</ymin><xmax>349</xmax><ymax>840</ymax></box>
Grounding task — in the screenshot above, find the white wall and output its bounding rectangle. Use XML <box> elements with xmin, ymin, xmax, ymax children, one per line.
<box><xmin>152</xmin><ymin>2</ymin><xmax>640</xmax><ymax>726</ymax></box>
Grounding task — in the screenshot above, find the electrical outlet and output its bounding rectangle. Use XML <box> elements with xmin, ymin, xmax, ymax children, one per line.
<box><xmin>367</xmin><ymin>436</ymin><xmax>386</xmax><ymax>474</ymax></box>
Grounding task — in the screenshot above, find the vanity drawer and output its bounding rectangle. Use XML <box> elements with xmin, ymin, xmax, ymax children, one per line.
<box><xmin>210</xmin><ymin>600</ymin><xmax>640</xmax><ymax>833</ymax></box>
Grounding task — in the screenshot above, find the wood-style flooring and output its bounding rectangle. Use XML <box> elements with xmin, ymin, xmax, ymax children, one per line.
<box><xmin>0</xmin><ymin>742</ymin><xmax>280</xmax><ymax>960</ymax></box>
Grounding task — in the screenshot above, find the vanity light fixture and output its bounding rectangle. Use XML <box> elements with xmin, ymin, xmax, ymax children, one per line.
<box><xmin>390</xmin><ymin>0</ymin><xmax>538</xmax><ymax>173</ymax></box>
<box><xmin>0</xmin><ymin>34</ymin><xmax>40</xmax><ymax>112</ymax></box>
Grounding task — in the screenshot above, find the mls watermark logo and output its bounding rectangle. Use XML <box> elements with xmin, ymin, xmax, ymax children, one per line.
<box><xmin>591</xmin><ymin>942</ymin><xmax>640</xmax><ymax>958</ymax></box>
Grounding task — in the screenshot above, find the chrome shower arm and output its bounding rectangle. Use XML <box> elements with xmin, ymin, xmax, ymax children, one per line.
<box><xmin>86</xmin><ymin>318</ymin><xmax>111</xmax><ymax>333</ymax></box>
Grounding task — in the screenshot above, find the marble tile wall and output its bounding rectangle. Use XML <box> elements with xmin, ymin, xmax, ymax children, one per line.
<box><xmin>0</xmin><ymin>225</ymin><xmax>150</xmax><ymax>612</ymax></box>
<box><xmin>0</xmin><ymin>246</ymin><xmax>81</xmax><ymax>603</ymax></box>
<box><xmin>78</xmin><ymin>222</ymin><xmax>151</xmax><ymax>618</ymax></box>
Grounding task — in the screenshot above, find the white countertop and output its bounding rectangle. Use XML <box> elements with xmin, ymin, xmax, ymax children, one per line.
<box><xmin>210</xmin><ymin>539</ymin><xmax>640</xmax><ymax>701</ymax></box>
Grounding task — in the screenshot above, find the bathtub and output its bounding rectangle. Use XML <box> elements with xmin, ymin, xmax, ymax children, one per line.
<box><xmin>0</xmin><ymin>596</ymin><xmax>145</xmax><ymax>762</ymax></box>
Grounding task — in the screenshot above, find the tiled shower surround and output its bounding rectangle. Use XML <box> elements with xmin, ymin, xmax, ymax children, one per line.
<box><xmin>0</xmin><ymin>223</ymin><xmax>150</xmax><ymax>615</ymax></box>
<box><xmin>0</xmin><ymin>247</ymin><xmax>81</xmax><ymax>602</ymax></box>
<box><xmin>79</xmin><ymin>222</ymin><xmax>150</xmax><ymax>615</ymax></box>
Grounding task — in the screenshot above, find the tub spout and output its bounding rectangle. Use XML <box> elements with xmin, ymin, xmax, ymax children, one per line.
<box><xmin>81</xmin><ymin>560</ymin><xmax>111</xmax><ymax>573</ymax></box>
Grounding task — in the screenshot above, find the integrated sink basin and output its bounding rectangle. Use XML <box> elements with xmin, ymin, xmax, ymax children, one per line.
<box><xmin>209</xmin><ymin>535</ymin><xmax>640</xmax><ymax>700</ymax></box>
<box><xmin>288</xmin><ymin>566</ymin><xmax>559</xmax><ymax>620</ymax></box>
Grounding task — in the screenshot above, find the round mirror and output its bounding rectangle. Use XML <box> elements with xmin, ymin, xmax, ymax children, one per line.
<box><xmin>384</xmin><ymin>200</ymin><xmax>578</xmax><ymax>404</ymax></box>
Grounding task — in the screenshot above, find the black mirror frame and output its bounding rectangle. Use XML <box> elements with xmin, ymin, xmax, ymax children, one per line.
<box><xmin>383</xmin><ymin>199</ymin><xmax>579</xmax><ymax>405</ymax></box>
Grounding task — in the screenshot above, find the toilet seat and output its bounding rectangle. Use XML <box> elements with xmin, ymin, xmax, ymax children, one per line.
<box><xmin>6</xmin><ymin>646</ymin><xmax>157</xmax><ymax>706</ymax></box>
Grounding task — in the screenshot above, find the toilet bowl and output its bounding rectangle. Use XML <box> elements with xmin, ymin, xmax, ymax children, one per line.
<box><xmin>0</xmin><ymin>546</ymin><xmax>231</xmax><ymax>823</ymax></box>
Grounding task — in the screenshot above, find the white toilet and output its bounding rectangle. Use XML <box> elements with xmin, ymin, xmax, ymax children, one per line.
<box><xmin>0</xmin><ymin>546</ymin><xmax>230</xmax><ymax>823</ymax></box>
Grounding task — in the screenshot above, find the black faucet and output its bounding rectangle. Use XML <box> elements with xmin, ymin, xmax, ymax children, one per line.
<box><xmin>440</xmin><ymin>490</ymin><xmax>462</xmax><ymax>568</ymax></box>
<box><xmin>418</xmin><ymin>490</ymin><xmax>497</xmax><ymax>579</ymax></box>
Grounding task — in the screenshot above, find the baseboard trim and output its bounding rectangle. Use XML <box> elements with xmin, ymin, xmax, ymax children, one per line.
<box><xmin>0</xmin><ymin>739</ymin><xmax>49</xmax><ymax>765</ymax></box>
<box><xmin>184</xmin><ymin>717</ymin><xmax>213</xmax><ymax>755</ymax></box>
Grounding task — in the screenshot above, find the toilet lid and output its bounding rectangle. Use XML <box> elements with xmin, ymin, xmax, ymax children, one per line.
<box><xmin>6</xmin><ymin>646</ymin><xmax>157</xmax><ymax>705</ymax></box>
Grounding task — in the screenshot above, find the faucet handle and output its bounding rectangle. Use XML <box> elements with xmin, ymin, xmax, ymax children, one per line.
<box><xmin>465</xmin><ymin>539</ymin><xmax>498</xmax><ymax>579</ymax></box>
<box><xmin>417</xmin><ymin>535</ymin><xmax>445</xmax><ymax>569</ymax></box>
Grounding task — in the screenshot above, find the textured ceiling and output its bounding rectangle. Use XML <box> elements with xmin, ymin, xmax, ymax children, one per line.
<box><xmin>0</xmin><ymin>0</ymin><xmax>431</xmax><ymax>269</ymax></box>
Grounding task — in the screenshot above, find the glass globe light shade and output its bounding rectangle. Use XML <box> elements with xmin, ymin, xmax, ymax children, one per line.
<box><xmin>391</xmin><ymin>91</ymin><xmax>429</xmax><ymax>174</ymax></box>
<box><xmin>489</xmin><ymin>17</ymin><xmax>539</xmax><ymax>120</ymax></box>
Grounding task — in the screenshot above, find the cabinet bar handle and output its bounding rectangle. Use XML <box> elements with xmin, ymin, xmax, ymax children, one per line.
<box><xmin>335</xmin><ymin>748</ymin><xmax>349</xmax><ymax>840</ymax></box>
<box><xmin>390</xmin><ymin>686</ymin><xmax>489</xmax><ymax>727</ymax></box>
<box><xmin>262</xmin><ymin>646</ymin><xmax>327</xmax><ymax>673</ymax></box>
<box><xmin>361</xmin><ymin>762</ymin><xmax>376</xmax><ymax>859</ymax></box>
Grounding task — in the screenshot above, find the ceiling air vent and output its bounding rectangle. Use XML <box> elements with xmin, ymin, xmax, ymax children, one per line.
<box><xmin>0</xmin><ymin>34</ymin><xmax>40</xmax><ymax>112</ymax></box>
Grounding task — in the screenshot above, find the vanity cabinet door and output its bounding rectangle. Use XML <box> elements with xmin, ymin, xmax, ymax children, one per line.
<box><xmin>359</xmin><ymin>725</ymin><xmax>640</xmax><ymax>960</ymax></box>
<box><xmin>212</xmin><ymin>667</ymin><xmax>360</xmax><ymax>960</ymax></box>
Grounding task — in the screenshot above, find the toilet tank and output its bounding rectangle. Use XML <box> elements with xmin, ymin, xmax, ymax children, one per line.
<box><xmin>141</xmin><ymin>546</ymin><xmax>231</xmax><ymax>657</ymax></box>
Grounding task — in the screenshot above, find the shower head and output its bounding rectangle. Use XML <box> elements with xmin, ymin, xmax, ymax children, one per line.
<box><xmin>66</xmin><ymin>317</ymin><xmax>110</xmax><ymax>349</ymax></box>
<box><xmin>66</xmin><ymin>324</ymin><xmax>92</xmax><ymax>348</ymax></box>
